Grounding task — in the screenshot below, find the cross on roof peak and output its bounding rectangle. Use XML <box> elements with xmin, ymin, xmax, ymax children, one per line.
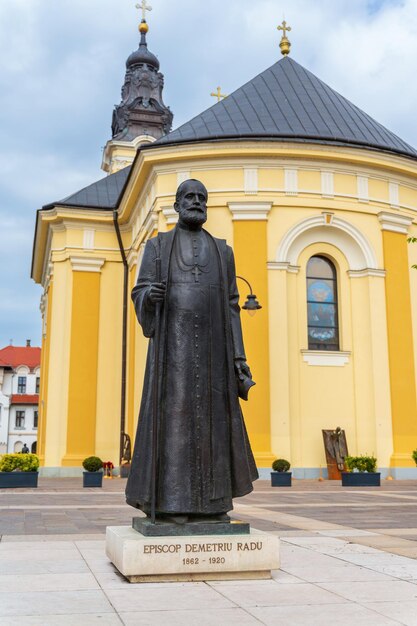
<box><xmin>277</xmin><ymin>20</ymin><xmax>292</xmax><ymax>56</ymax></box>
<box><xmin>136</xmin><ymin>0</ymin><xmax>152</xmax><ymax>21</ymax></box>
<box><xmin>210</xmin><ymin>86</ymin><xmax>227</xmax><ymax>102</ymax></box>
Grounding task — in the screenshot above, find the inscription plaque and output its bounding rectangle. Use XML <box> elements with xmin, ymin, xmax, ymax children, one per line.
<box><xmin>106</xmin><ymin>526</ymin><xmax>280</xmax><ymax>583</ymax></box>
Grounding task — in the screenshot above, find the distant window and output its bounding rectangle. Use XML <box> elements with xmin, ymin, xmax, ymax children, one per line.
<box><xmin>17</xmin><ymin>376</ymin><xmax>26</xmax><ymax>393</ymax></box>
<box><xmin>15</xmin><ymin>411</ymin><xmax>25</xmax><ymax>429</ymax></box>
<box><xmin>36</xmin><ymin>377</ymin><xmax>40</xmax><ymax>394</ymax></box>
<box><xmin>307</xmin><ymin>255</ymin><xmax>340</xmax><ymax>351</ymax></box>
<box><xmin>31</xmin><ymin>441</ymin><xmax>37</xmax><ymax>454</ymax></box>
<box><xmin>34</xmin><ymin>411</ymin><xmax>38</xmax><ymax>429</ymax></box>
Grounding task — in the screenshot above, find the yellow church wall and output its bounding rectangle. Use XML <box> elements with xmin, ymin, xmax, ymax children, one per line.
<box><xmin>156</xmin><ymin>172</ymin><xmax>177</xmax><ymax>195</ymax></box>
<box><xmin>192</xmin><ymin>168</ymin><xmax>243</xmax><ymax>191</ymax></box>
<box><xmin>368</xmin><ymin>178</ymin><xmax>389</xmax><ymax>203</ymax></box>
<box><xmin>258</xmin><ymin>168</ymin><xmax>284</xmax><ymax>190</ymax></box>
<box><xmin>399</xmin><ymin>184</ymin><xmax>417</xmax><ymax>209</ymax></box>
<box><xmin>408</xmin><ymin>225</ymin><xmax>417</xmax><ymax>396</ymax></box>
<box><xmin>367</xmin><ymin>274</ymin><xmax>393</xmax><ymax>466</ymax></box>
<box><xmin>95</xmin><ymin>260</ymin><xmax>124</xmax><ymax>462</ymax></box>
<box><xmin>298</xmin><ymin>170</ymin><xmax>321</xmax><ymax>193</ymax></box>
<box><xmin>205</xmin><ymin>205</ymin><xmax>233</xmax><ymax>244</ymax></box>
<box><xmin>295</xmin><ymin>245</ymin><xmax>356</xmax><ymax>467</ymax></box>
<box><xmin>232</xmin><ymin>219</ymin><xmax>272</xmax><ymax>464</ymax></box>
<box><xmin>33</xmin><ymin>140</ymin><xmax>417</xmax><ymax>474</ymax></box>
<box><xmin>43</xmin><ymin>260</ymin><xmax>72</xmax><ymax>467</ymax></box>
<box><xmin>268</xmin><ymin>267</ymin><xmax>291</xmax><ymax>460</ymax></box>
<box><xmin>62</xmin><ymin>269</ymin><xmax>101</xmax><ymax>466</ymax></box>
<box><xmin>126</xmin><ymin>263</ymin><xmax>138</xmax><ymax>442</ymax></box>
<box><xmin>334</xmin><ymin>173</ymin><xmax>357</xmax><ymax>197</ymax></box>
<box><xmin>133</xmin><ymin>251</ymin><xmax>148</xmax><ymax>436</ymax></box>
<box><xmin>382</xmin><ymin>228</ymin><xmax>417</xmax><ymax>467</ymax></box>
<box><xmin>37</xmin><ymin>283</ymin><xmax>53</xmax><ymax>465</ymax></box>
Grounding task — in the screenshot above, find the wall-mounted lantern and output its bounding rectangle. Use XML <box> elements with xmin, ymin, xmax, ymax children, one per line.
<box><xmin>236</xmin><ymin>276</ymin><xmax>262</xmax><ymax>316</ymax></box>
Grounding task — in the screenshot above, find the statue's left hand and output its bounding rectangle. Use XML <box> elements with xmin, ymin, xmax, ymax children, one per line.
<box><xmin>234</xmin><ymin>358</ymin><xmax>252</xmax><ymax>380</ymax></box>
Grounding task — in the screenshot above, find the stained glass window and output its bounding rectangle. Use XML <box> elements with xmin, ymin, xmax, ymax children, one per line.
<box><xmin>306</xmin><ymin>256</ymin><xmax>339</xmax><ymax>351</ymax></box>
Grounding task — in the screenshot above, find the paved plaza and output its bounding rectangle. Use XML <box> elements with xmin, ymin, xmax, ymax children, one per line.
<box><xmin>1</xmin><ymin>478</ymin><xmax>417</xmax><ymax>624</ymax></box>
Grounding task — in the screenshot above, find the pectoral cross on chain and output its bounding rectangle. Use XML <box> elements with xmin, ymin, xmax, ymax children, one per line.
<box><xmin>192</xmin><ymin>265</ymin><xmax>201</xmax><ymax>283</ymax></box>
<box><xmin>136</xmin><ymin>0</ymin><xmax>152</xmax><ymax>20</ymax></box>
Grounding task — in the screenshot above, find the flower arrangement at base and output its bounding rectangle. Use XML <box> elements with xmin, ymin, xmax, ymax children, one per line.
<box><xmin>103</xmin><ymin>461</ymin><xmax>114</xmax><ymax>478</ymax></box>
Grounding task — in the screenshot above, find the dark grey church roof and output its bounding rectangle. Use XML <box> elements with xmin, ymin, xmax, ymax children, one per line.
<box><xmin>154</xmin><ymin>56</ymin><xmax>417</xmax><ymax>159</ymax></box>
<box><xmin>43</xmin><ymin>54</ymin><xmax>417</xmax><ymax>213</ymax></box>
<box><xmin>43</xmin><ymin>166</ymin><xmax>131</xmax><ymax>210</ymax></box>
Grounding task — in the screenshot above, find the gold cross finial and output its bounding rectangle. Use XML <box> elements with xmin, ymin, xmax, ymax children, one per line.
<box><xmin>136</xmin><ymin>0</ymin><xmax>152</xmax><ymax>21</ymax></box>
<box><xmin>210</xmin><ymin>86</ymin><xmax>227</xmax><ymax>102</ymax></box>
<box><xmin>277</xmin><ymin>20</ymin><xmax>292</xmax><ymax>56</ymax></box>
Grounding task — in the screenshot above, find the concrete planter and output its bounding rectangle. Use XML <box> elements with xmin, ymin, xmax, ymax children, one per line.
<box><xmin>341</xmin><ymin>472</ymin><xmax>381</xmax><ymax>487</ymax></box>
<box><xmin>120</xmin><ymin>464</ymin><xmax>131</xmax><ymax>478</ymax></box>
<box><xmin>83</xmin><ymin>471</ymin><xmax>103</xmax><ymax>488</ymax></box>
<box><xmin>0</xmin><ymin>471</ymin><xmax>39</xmax><ymax>488</ymax></box>
<box><xmin>271</xmin><ymin>471</ymin><xmax>292</xmax><ymax>487</ymax></box>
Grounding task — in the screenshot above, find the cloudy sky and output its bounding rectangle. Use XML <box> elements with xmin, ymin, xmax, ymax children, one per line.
<box><xmin>0</xmin><ymin>0</ymin><xmax>416</xmax><ymax>348</ymax></box>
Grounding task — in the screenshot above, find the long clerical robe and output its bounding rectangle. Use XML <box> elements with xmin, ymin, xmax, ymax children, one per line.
<box><xmin>125</xmin><ymin>225</ymin><xmax>258</xmax><ymax>515</ymax></box>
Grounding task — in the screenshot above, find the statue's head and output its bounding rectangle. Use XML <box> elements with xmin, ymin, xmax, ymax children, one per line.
<box><xmin>174</xmin><ymin>179</ymin><xmax>208</xmax><ymax>228</ymax></box>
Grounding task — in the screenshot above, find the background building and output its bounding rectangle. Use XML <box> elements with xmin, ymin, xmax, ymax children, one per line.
<box><xmin>31</xmin><ymin>18</ymin><xmax>417</xmax><ymax>477</ymax></box>
<box><xmin>0</xmin><ymin>342</ymin><xmax>40</xmax><ymax>454</ymax></box>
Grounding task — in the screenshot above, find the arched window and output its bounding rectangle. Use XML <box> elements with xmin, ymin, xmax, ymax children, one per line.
<box><xmin>306</xmin><ymin>255</ymin><xmax>339</xmax><ymax>351</ymax></box>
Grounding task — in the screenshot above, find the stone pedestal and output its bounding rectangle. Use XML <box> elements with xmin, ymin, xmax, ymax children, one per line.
<box><xmin>106</xmin><ymin>526</ymin><xmax>280</xmax><ymax>583</ymax></box>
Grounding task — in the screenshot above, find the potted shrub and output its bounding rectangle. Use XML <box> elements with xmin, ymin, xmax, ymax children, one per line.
<box><xmin>412</xmin><ymin>449</ymin><xmax>417</xmax><ymax>466</ymax></box>
<box><xmin>271</xmin><ymin>458</ymin><xmax>292</xmax><ymax>487</ymax></box>
<box><xmin>342</xmin><ymin>455</ymin><xmax>380</xmax><ymax>486</ymax></box>
<box><xmin>0</xmin><ymin>453</ymin><xmax>40</xmax><ymax>488</ymax></box>
<box><xmin>82</xmin><ymin>456</ymin><xmax>103</xmax><ymax>487</ymax></box>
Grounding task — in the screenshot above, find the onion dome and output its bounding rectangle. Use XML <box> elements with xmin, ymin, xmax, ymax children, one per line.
<box><xmin>126</xmin><ymin>21</ymin><xmax>160</xmax><ymax>71</ymax></box>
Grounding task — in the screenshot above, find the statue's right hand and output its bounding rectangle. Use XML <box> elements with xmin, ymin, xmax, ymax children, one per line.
<box><xmin>147</xmin><ymin>282</ymin><xmax>166</xmax><ymax>305</ymax></box>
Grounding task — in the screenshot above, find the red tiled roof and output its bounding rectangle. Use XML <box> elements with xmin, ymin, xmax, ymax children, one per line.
<box><xmin>0</xmin><ymin>345</ymin><xmax>41</xmax><ymax>369</ymax></box>
<box><xmin>11</xmin><ymin>394</ymin><xmax>39</xmax><ymax>405</ymax></box>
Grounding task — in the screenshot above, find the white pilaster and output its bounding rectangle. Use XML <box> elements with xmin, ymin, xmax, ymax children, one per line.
<box><xmin>378</xmin><ymin>211</ymin><xmax>413</xmax><ymax>234</ymax></box>
<box><xmin>228</xmin><ymin>202</ymin><xmax>272</xmax><ymax>221</ymax></box>
<box><xmin>161</xmin><ymin>206</ymin><xmax>179</xmax><ymax>225</ymax></box>
<box><xmin>244</xmin><ymin>168</ymin><xmax>258</xmax><ymax>195</ymax></box>
<box><xmin>177</xmin><ymin>171</ymin><xmax>191</xmax><ymax>186</ymax></box>
<box><xmin>357</xmin><ymin>176</ymin><xmax>369</xmax><ymax>202</ymax></box>
<box><xmin>321</xmin><ymin>171</ymin><xmax>334</xmax><ymax>198</ymax></box>
<box><xmin>284</xmin><ymin>169</ymin><xmax>298</xmax><ymax>196</ymax></box>
<box><xmin>70</xmin><ymin>257</ymin><xmax>105</xmax><ymax>273</ymax></box>
<box><xmin>389</xmin><ymin>182</ymin><xmax>400</xmax><ymax>209</ymax></box>
<box><xmin>83</xmin><ymin>229</ymin><xmax>95</xmax><ymax>250</ymax></box>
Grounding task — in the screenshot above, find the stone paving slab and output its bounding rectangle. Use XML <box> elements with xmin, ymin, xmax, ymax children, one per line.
<box><xmin>0</xmin><ymin>478</ymin><xmax>417</xmax><ymax>623</ymax></box>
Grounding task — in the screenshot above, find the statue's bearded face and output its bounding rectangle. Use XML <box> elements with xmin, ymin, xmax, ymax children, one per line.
<box><xmin>174</xmin><ymin>180</ymin><xmax>208</xmax><ymax>227</ymax></box>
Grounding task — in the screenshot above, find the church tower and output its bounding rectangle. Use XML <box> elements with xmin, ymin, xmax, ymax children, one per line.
<box><xmin>101</xmin><ymin>5</ymin><xmax>173</xmax><ymax>174</ymax></box>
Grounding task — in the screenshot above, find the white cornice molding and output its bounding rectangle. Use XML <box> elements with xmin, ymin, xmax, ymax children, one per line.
<box><xmin>267</xmin><ymin>262</ymin><xmax>300</xmax><ymax>274</ymax></box>
<box><xmin>301</xmin><ymin>350</ymin><xmax>351</xmax><ymax>367</ymax></box>
<box><xmin>161</xmin><ymin>205</ymin><xmax>178</xmax><ymax>225</ymax></box>
<box><xmin>142</xmin><ymin>211</ymin><xmax>158</xmax><ymax>237</ymax></box>
<box><xmin>228</xmin><ymin>202</ymin><xmax>272</xmax><ymax>221</ymax></box>
<box><xmin>70</xmin><ymin>257</ymin><xmax>105</xmax><ymax>273</ymax></box>
<box><xmin>348</xmin><ymin>268</ymin><xmax>386</xmax><ymax>278</ymax></box>
<box><xmin>127</xmin><ymin>249</ymin><xmax>138</xmax><ymax>269</ymax></box>
<box><xmin>177</xmin><ymin>171</ymin><xmax>191</xmax><ymax>186</ymax></box>
<box><xmin>378</xmin><ymin>211</ymin><xmax>413</xmax><ymax>234</ymax></box>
